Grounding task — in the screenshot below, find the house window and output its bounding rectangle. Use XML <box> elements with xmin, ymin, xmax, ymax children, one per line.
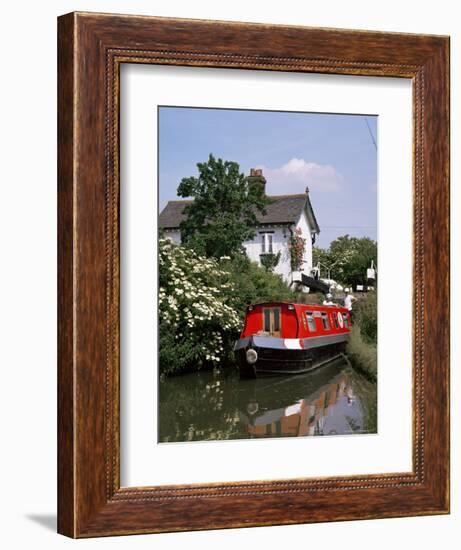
<box><xmin>305</xmin><ymin>312</ymin><xmax>316</xmax><ymax>332</ymax></box>
<box><xmin>261</xmin><ymin>232</ymin><xmax>273</xmax><ymax>254</ymax></box>
<box><xmin>321</xmin><ymin>313</ymin><xmax>330</xmax><ymax>330</ymax></box>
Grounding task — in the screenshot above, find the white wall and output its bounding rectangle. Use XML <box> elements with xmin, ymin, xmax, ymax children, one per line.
<box><xmin>296</xmin><ymin>209</ymin><xmax>314</xmax><ymax>275</ymax></box>
<box><xmin>163</xmin><ymin>229</ymin><xmax>181</xmax><ymax>244</ymax></box>
<box><xmin>244</xmin><ymin>225</ymin><xmax>292</xmax><ymax>281</ymax></box>
<box><xmin>0</xmin><ymin>1</ymin><xmax>458</xmax><ymax>549</ymax></box>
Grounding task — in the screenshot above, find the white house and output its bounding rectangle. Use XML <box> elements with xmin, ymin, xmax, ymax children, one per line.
<box><xmin>159</xmin><ymin>168</ymin><xmax>321</xmax><ymax>286</ymax></box>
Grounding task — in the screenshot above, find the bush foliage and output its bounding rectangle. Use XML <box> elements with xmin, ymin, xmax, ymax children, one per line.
<box><xmin>159</xmin><ymin>239</ymin><xmax>241</xmax><ymax>375</ymax></box>
<box><xmin>225</xmin><ymin>254</ymin><xmax>293</xmax><ymax>312</ymax></box>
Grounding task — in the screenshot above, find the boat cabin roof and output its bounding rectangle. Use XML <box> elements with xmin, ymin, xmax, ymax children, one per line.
<box><xmin>247</xmin><ymin>301</ymin><xmax>348</xmax><ymax>314</ymax></box>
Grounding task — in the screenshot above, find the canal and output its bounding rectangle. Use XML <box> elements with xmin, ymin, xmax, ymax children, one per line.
<box><xmin>158</xmin><ymin>358</ymin><xmax>377</xmax><ymax>443</ymax></box>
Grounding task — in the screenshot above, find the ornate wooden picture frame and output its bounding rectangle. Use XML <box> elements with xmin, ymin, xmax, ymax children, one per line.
<box><xmin>58</xmin><ymin>12</ymin><xmax>450</xmax><ymax>538</ymax></box>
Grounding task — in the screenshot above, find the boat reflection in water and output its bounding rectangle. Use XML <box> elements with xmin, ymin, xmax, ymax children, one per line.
<box><xmin>242</xmin><ymin>367</ymin><xmax>365</xmax><ymax>438</ymax></box>
<box><xmin>158</xmin><ymin>358</ymin><xmax>376</xmax><ymax>443</ymax></box>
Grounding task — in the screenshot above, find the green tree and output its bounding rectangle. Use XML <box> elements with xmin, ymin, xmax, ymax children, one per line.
<box><xmin>177</xmin><ymin>154</ymin><xmax>270</xmax><ymax>258</ymax></box>
<box><xmin>313</xmin><ymin>235</ymin><xmax>377</xmax><ymax>287</ymax></box>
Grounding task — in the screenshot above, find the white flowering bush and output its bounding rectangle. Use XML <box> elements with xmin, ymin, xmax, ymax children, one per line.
<box><xmin>159</xmin><ymin>238</ymin><xmax>242</xmax><ymax>375</ymax></box>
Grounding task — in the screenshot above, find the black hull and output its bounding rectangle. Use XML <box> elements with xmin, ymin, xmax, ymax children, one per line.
<box><xmin>236</xmin><ymin>341</ymin><xmax>347</xmax><ymax>378</ymax></box>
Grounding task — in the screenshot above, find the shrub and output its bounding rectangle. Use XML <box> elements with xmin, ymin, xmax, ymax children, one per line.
<box><xmin>159</xmin><ymin>239</ymin><xmax>241</xmax><ymax>375</ymax></box>
<box><xmin>225</xmin><ymin>254</ymin><xmax>293</xmax><ymax>314</ymax></box>
<box><xmin>259</xmin><ymin>251</ymin><xmax>281</xmax><ymax>272</ymax></box>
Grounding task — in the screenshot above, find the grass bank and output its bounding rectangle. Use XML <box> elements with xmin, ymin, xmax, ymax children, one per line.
<box><xmin>346</xmin><ymin>292</ymin><xmax>377</xmax><ymax>382</ymax></box>
<box><xmin>346</xmin><ymin>325</ymin><xmax>377</xmax><ymax>382</ymax></box>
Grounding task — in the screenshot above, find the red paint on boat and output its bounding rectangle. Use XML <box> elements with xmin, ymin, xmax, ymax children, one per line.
<box><xmin>240</xmin><ymin>302</ymin><xmax>351</xmax><ymax>340</ymax></box>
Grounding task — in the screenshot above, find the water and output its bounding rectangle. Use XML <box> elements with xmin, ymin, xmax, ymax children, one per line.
<box><xmin>158</xmin><ymin>358</ymin><xmax>377</xmax><ymax>443</ymax></box>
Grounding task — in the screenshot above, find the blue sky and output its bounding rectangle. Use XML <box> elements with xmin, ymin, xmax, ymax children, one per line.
<box><xmin>158</xmin><ymin>107</ymin><xmax>377</xmax><ymax>248</ymax></box>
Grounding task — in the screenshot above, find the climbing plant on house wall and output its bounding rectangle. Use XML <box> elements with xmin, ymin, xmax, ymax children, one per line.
<box><xmin>289</xmin><ymin>227</ymin><xmax>306</xmax><ymax>271</ymax></box>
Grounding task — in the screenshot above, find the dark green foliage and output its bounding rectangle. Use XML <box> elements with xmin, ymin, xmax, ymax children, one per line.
<box><xmin>177</xmin><ymin>154</ymin><xmax>270</xmax><ymax>258</ymax></box>
<box><xmin>225</xmin><ymin>255</ymin><xmax>294</xmax><ymax>316</ymax></box>
<box><xmin>159</xmin><ymin>322</ymin><xmax>207</xmax><ymax>375</ymax></box>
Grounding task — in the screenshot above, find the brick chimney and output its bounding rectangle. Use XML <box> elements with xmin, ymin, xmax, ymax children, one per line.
<box><xmin>248</xmin><ymin>168</ymin><xmax>266</xmax><ymax>194</ymax></box>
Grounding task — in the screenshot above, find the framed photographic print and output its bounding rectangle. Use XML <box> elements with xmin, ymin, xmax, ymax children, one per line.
<box><xmin>58</xmin><ymin>12</ymin><xmax>450</xmax><ymax>537</ymax></box>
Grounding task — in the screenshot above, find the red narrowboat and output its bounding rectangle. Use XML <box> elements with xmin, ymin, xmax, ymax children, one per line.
<box><xmin>234</xmin><ymin>302</ymin><xmax>351</xmax><ymax>378</ymax></box>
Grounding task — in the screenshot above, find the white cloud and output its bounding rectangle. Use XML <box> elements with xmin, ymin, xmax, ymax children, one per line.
<box><xmin>258</xmin><ymin>158</ymin><xmax>343</xmax><ymax>194</ymax></box>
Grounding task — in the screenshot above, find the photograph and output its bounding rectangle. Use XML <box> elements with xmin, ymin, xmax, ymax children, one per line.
<box><xmin>158</xmin><ymin>106</ymin><xmax>378</xmax><ymax>443</ymax></box>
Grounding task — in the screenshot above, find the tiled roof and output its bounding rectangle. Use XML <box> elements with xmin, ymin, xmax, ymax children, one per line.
<box><xmin>159</xmin><ymin>200</ymin><xmax>194</xmax><ymax>229</ymax></box>
<box><xmin>159</xmin><ymin>194</ymin><xmax>320</xmax><ymax>233</ymax></box>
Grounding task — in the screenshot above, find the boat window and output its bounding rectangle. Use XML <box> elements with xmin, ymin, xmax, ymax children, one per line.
<box><xmin>333</xmin><ymin>313</ymin><xmax>339</xmax><ymax>329</ymax></box>
<box><xmin>305</xmin><ymin>312</ymin><xmax>316</xmax><ymax>332</ymax></box>
<box><xmin>342</xmin><ymin>313</ymin><xmax>349</xmax><ymax>327</ymax></box>
<box><xmin>321</xmin><ymin>313</ymin><xmax>330</xmax><ymax>330</ymax></box>
<box><xmin>263</xmin><ymin>308</ymin><xmax>271</xmax><ymax>332</ymax></box>
<box><xmin>273</xmin><ymin>308</ymin><xmax>280</xmax><ymax>332</ymax></box>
